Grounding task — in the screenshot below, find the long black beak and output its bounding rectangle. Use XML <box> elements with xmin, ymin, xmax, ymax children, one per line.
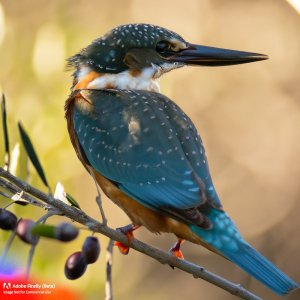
<box><xmin>168</xmin><ymin>43</ymin><xmax>268</xmax><ymax>66</ymax></box>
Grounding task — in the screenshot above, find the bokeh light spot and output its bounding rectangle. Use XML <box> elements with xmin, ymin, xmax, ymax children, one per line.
<box><xmin>0</xmin><ymin>3</ymin><xmax>6</xmax><ymax>46</ymax></box>
<box><xmin>32</xmin><ymin>23</ymin><xmax>66</xmax><ymax>81</ymax></box>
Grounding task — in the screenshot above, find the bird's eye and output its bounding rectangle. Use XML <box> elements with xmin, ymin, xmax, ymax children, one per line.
<box><xmin>156</xmin><ymin>41</ymin><xmax>173</xmax><ymax>54</ymax></box>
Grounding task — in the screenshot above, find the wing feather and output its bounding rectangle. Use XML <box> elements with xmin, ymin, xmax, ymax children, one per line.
<box><xmin>73</xmin><ymin>89</ymin><xmax>221</xmax><ymax>212</ymax></box>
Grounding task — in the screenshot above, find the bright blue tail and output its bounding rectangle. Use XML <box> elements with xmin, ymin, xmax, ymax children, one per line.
<box><xmin>222</xmin><ymin>240</ymin><xmax>298</xmax><ymax>295</ymax></box>
<box><xmin>190</xmin><ymin>209</ymin><xmax>299</xmax><ymax>295</ymax></box>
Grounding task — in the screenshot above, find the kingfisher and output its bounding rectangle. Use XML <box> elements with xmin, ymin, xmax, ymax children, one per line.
<box><xmin>65</xmin><ymin>23</ymin><xmax>298</xmax><ymax>296</ymax></box>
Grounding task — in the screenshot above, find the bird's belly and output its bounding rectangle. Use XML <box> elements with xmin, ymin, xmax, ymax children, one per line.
<box><xmin>92</xmin><ymin>170</ymin><xmax>202</xmax><ymax>243</ymax></box>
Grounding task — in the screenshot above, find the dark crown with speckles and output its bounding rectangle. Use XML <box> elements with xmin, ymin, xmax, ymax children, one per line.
<box><xmin>67</xmin><ymin>23</ymin><xmax>185</xmax><ymax>74</ymax></box>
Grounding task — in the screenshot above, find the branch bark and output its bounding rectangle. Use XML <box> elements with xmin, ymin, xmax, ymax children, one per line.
<box><xmin>0</xmin><ymin>167</ymin><xmax>261</xmax><ymax>300</ymax></box>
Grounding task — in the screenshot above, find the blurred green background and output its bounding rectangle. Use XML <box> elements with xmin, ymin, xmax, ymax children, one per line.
<box><xmin>0</xmin><ymin>0</ymin><xmax>300</xmax><ymax>299</ymax></box>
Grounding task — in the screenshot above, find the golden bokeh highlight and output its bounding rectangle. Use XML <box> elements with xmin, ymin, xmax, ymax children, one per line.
<box><xmin>32</xmin><ymin>23</ymin><xmax>66</xmax><ymax>82</ymax></box>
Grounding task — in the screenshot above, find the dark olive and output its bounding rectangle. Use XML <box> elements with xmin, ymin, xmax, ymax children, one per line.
<box><xmin>64</xmin><ymin>251</ymin><xmax>87</xmax><ymax>280</ymax></box>
<box><xmin>82</xmin><ymin>236</ymin><xmax>100</xmax><ymax>264</ymax></box>
<box><xmin>0</xmin><ymin>209</ymin><xmax>17</xmax><ymax>230</ymax></box>
<box><xmin>55</xmin><ymin>222</ymin><xmax>79</xmax><ymax>242</ymax></box>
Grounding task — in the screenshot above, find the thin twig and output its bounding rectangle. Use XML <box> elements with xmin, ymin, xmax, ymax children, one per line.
<box><xmin>0</xmin><ymin>167</ymin><xmax>261</xmax><ymax>300</ymax></box>
<box><xmin>25</xmin><ymin>210</ymin><xmax>57</xmax><ymax>279</ymax></box>
<box><xmin>105</xmin><ymin>239</ymin><xmax>114</xmax><ymax>300</ymax></box>
<box><xmin>0</xmin><ymin>177</ymin><xmax>50</xmax><ymax>209</ymax></box>
<box><xmin>0</xmin><ymin>190</ymin><xmax>11</xmax><ymax>199</ymax></box>
<box><xmin>36</xmin><ymin>210</ymin><xmax>60</xmax><ymax>223</ymax></box>
<box><xmin>0</xmin><ymin>230</ymin><xmax>17</xmax><ymax>265</ymax></box>
<box><xmin>26</xmin><ymin>242</ymin><xmax>37</xmax><ymax>279</ymax></box>
<box><xmin>1</xmin><ymin>190</ymin><xmax>29</xmax><ymax>208</ymax></box>
<box><xmin>89</xmin><ymin>168</ymin><xmax>107</xmax><ymax>225</ymax></box>
<box><xmin>96</xmin><ymin>194</ymin><xmax>107</xmax><ymax>225</ymax></box>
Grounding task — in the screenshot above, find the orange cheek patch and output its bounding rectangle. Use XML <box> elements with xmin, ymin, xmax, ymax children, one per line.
<box><xmin>74</xmin><ymin>71</ymin><xmax>103</xmax><ymax>90</ymax></box>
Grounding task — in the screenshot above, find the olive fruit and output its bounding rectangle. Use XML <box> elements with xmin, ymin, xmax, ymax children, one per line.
<box><xmin>82</xmin><ymin>236</ymin><xmax>100</xmax><ymax>264</ymax></box>
<box><xmin>64</xmin><ymin>251</ymin><xmax>87</xmax><ymax>280</ymax></box>
<box><xmin>0</xmin><ymin>209</ymin><xmax>17</xmax><ymax>230</ymax></box>
<box><xmin>55</xmin><ymin>222</ymin><xmax>79</xmax><ymax>242</ymax></box>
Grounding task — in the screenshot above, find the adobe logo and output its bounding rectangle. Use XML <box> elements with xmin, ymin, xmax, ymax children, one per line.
<box><xmin>3</xmin><ymin>282</ymin><xmax>11</xmax><ymax>289</ymax></box>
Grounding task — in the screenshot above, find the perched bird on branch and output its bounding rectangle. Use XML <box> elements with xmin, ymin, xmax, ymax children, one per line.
<box><xmin>65</xmin><ymin>23</ymin><xmax>298</xmax><ymax>296</ymax></box>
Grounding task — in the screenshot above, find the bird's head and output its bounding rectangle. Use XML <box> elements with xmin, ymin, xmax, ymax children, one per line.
<box><xmin>68</xmin><ymin>24</ymin><xmax>268</xmax><ymax>91</ymax></box>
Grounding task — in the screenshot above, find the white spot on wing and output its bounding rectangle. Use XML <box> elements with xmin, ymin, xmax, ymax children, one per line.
<box><xmin>128</xmin><ymin>117</ymin><xmax>140</xmax><ymax>143</ymax></box>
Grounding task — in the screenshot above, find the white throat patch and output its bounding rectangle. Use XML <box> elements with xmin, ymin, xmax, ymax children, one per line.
<box><xmin>77</xmin><ymin>66</ymin><xmax>161</xmax><ymax>92</ymax></box>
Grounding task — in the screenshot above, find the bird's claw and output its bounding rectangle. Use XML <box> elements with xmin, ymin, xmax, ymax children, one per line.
<box><xmin>168</xmin><ymin>239</ymin><xmax>184</xmax><ymax>268</ymax></box>
<box><xmin>114</xmin><ymin>241</ymin><xmax>130</xmax><ymax>255</ymax></box>
<box><xmin>169</xmin><ymin>248</ymin><xmax>184</xmax><ymax>259</ymax></box>
<box><xmin>115</xmin><ymin>224</ymin><xmax>140</xmax><ymax>255</ymax></box>
<box><xmin>169</xmin><ymin>239</ymin><xmax>184</xmax><ymax>259</ymax></box>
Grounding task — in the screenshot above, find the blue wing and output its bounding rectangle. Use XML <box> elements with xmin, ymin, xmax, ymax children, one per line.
<box><xmin>73</xmin><ymin>89</ymin><xmax>221</xmax><ymax>213</ymax></box>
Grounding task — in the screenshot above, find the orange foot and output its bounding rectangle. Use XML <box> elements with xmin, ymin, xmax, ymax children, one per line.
<box><xmin>169</xmin><ymin>239</ymin><xmax>184</xmax><ymax>268</ymax></box>
<box><xmin>115</xmin><ymin>224</ymin><xmax>140</xmax><ymax>255</ymax></box>
<box><xmin>115</xmin><ymin>241</ymin><xmax>130</xmax><ymax>255</ymax></box>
